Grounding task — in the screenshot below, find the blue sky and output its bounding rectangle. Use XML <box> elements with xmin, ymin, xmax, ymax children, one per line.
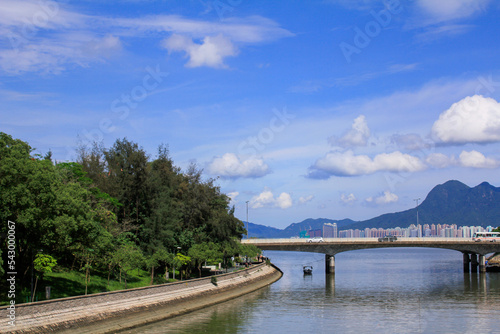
<box><xmin>2</xmin><ymin>0</ymin><xmax>500</xmax><ymax>229</ymax></box>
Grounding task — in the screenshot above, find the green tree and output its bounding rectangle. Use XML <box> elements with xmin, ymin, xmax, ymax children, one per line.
<box><xmin>239</xmin><ymin>244</ymin><xmax>261</xmax><ymax>263</ymax></box>
<box><xmin>140</xmin><ymin>145</ymin><xmax>180</xmax><ymax>263</ymax></box>
<box><xmin>112</xmin><ymin>241</ymin><xmax>145</xmax><ymax>288</ymax></box>
<box><xmin>104</xmin><ymin>138</ymin><xmax>150</xmax><ymax>233</ymax></box>
<box><xmin>174</xmin><ymin>253</ymin><xmax>191</xmax><ymax>280</ymax></box>
<box><xmin>0</xmin><ymin>133</ymin><xmax>111</xmax><ymax>289</ymax></box>
<box><xmin>32</xmin><ymin>254</ymin><xmax>57</xmax><ymax>302</ymax></box>
<box><xmin>188</xmin><ymin>242</ymin><xmax>222</xmax><ymax>277</ymax></box>
<box><xmin>146</xmin><ymin>248</ymin><xmax>174</xmax><ymax>285</ymax></box>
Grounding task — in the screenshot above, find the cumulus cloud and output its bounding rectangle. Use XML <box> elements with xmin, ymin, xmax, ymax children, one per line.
<box><xmin>250</xmin><ymin>190</ymin><xmax>292</xmax><ymax>209</ymax></box>
<box><xmin>340</xmin><ymin>193</ymin><xmax>356</xmax><ymax>204</ymax></box>
<box><xmin>366</xmin><ymin>191</ymin><xmax>399</xmax><ymax>205</ymax></box>
<box><xmin>431</xmin><ymin>95</ymin><xmax>500</xmax><ymax>145</ymax></box>
<box><xmin>161</xmin><ymin>34</ymin><xmax>238</xmax><ymax>68</ymax></box>
<box><xmin>309</xmin><ymin>150</ymin><xmax>426</xmax><ymax>177</ymax></box>
<box><xmin>207</xmin><ymin>153</ymin><xmax>270</xmax><ymax>179</ymax></box>
<box><xmin>298</xmin><ymin>195</ymin><xmax>314</xmax><ymax>204</ymax></box>
<box><xmin>459</xmin><ymin>150</ymin><xmax>499</xmax><ymax>168</ymax></box>
<box><xmin>329</xmin><ymin>115</ymin><xmax>370</xmax><ymax>148</ymax></box>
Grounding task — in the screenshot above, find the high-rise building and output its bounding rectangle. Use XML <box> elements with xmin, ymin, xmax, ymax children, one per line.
<box><xmin>323</xmin><ymin>223</ymin><xmax>337</xmax><ymax>238</ymax></box>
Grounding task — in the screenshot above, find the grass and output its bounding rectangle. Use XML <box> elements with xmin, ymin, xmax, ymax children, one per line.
<box><xmin>15</xmin><ymin>267</ymin><xmax>180</xmax><ymax>304</ymax></box>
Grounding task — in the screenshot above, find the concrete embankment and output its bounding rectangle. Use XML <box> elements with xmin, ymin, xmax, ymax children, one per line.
<box><xmin>0</xmin><ymin>262</ymin><xmax>282</xmax><ymax>334</ymax></box>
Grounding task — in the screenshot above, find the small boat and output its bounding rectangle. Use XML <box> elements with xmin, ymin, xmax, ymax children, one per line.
<box><xmin>303</xmin><ymin>265</ymin><xmax>313</xmax><ymax>275</ymax></box>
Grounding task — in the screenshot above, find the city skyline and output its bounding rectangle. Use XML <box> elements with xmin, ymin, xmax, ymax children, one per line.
<box><xmin>315</xmin><ymin>222</ymin><xmax>495</xmax><ymax>239</ymax></box>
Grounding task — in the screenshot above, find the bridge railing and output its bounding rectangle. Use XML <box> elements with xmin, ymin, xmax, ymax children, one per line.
<box><xmin>242</xmin><ymin>237</ymin><xmax>474</xmax><ymax>243</ymax></box>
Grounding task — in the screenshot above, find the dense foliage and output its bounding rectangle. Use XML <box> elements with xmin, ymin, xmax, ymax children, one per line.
<box><xmin>0</xmin><ymin>133</ymin><xmax>255</xmax><ymax>301</ymax></box>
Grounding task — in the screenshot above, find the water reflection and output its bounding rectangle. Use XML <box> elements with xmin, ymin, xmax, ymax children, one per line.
<box><xmin>120</xmin><ymin>249</ymin><xmax>500</xmax><ymax>334</ymax></box>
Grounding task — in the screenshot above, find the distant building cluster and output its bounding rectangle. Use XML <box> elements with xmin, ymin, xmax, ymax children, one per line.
<box><xmin>303</xmin><ymin>223</ymin><xmax>496</xmax><ymax>238</ymax></box>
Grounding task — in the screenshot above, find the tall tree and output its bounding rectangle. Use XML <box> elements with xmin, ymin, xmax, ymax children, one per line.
<box><xmin>104</xmin><ymin>138</ymin><xmax>149</xmax><ymax>233</ymax></box>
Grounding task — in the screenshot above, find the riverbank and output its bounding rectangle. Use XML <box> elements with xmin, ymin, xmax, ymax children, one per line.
<box><xmin>0</xmin><ymin>262</ymin><xmax>282</xmax><ymax>334</ymax></box>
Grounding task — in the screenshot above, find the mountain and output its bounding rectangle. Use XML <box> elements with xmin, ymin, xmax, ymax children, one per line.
<box><xmin>349</xmin><ymin>180</ymin><xmax>500</xmax><ymax>230</ymax></box>
<box><xmin>247</xmin><ymin>180</ymin><xmax>500</xmax><ymax>238</ymax></box>
<box><xmin>244</xmin><ymin>222</ymin><xmax>284</xmax><ymax>239</ymax></box>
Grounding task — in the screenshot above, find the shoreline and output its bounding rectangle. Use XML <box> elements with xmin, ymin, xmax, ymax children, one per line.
<box><xmin>0</xmin><ymin>262</ymin><xmax>282</xmax><ymax>334</ymax></box>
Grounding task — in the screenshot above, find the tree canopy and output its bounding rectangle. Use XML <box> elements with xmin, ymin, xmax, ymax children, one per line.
<box><xmin>1</xmin><ymin>132</ymin><xmax>251</xmax><ymax>300</ymax></box>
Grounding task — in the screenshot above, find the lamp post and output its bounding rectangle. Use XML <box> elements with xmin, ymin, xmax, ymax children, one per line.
<box><xmin>246</xmin><ymin>201</ymin><xmax>249</xmax><ymax>239</ymax></box>
<box><xmin>414</xmin><ymin>198</ymin><xmax>421</xmax><ymax>226</ymax></box>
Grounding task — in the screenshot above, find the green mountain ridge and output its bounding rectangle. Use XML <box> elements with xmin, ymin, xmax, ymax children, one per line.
<box><xmin>246</xmin><ymin>180</ymin><xmax>500</xmax><ymax>238</ymax></box>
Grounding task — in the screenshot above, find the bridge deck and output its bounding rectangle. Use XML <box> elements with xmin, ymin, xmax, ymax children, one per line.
<box><xmin>242</xmin><ymin>238</ymin><xmax>500</xmax><ymax>256</ymax></box>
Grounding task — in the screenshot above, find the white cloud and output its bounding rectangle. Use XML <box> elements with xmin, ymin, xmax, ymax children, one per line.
<box><xmin>431</xmin><ymin>95</ymin><xmax>500</xmax><ymax>145</ymax></box>
<box><xmin>227</xmin><ymin>191</ymin><xmax>239</xmax><ymax>203</ymax></box>
<box><xmin>0</xmin><ymin>1</ymin><xmax>108</xmax><ymax>74</ymax></box>
<box><xmin>416</xmin><ymin>0</ymin><xmax>491</xmax><ymax>22</ymax></box>
<box><xmin>426</xmin><ymin>153</ymin><xmax>455</xmax><ymax>168</ymax></box>
<box><xmin>0</xmin><ymin>0</ymin><xmax>82</xmax><ymax>28</ymax></box>
<box><xmin>366</xmin><ymin>190</ymin><xmax>399</xmax><ymax>205</ymax></box>
<box><xmin>298</xmin><ymin>195</ymin><xmax>314</xmax><ymax>204</ymax></box>
<box><xmin>115</xmin><ymin>15</ymin><xmax>293</xmax><ymax>44</ymax></box>
<box><xmin>0</xmin><ymin>2</ymin><xmax>292</xmax><ymax>74</ymax></box>
<box><xmin>340</xmin><ymin>193</ymin><xmax>356</xmax><ymax>204</ymax></box>
<box><xmin>81</xmin><ymin>34</ymin><xmax>122</xmax><ymax>59</ymax></box>
<box><xmin>310</xmin><ymin>150</ymin><xmax>427</xmax><ymax>177</ymax></box>
<box><xmin>250</xmin><ymin>190</ymin><xmax>292</xmax><ymax>209</ymax></box>
<box><xmin>207</xmin><ymin>153</ymin><xmax>270</xmax><ymax>179</ymax></box>
<box><xmin>459</xmin><ymin>150</ymin><xmax>500</xmax><ymax>168</ymax></box>
<box><xmin>329</xmin><ymin>115</ymin><xmax>370</xmax><ymax>148</ymax></box>
<box><xmin>0</xmin><ymin>33</ymin><xmax>123</xmax><ymax>74</ymax></box>
<box><xmin>162</xmin><ymin>34</ymin><xmax>238</xmax><ymax>68</ymax></box>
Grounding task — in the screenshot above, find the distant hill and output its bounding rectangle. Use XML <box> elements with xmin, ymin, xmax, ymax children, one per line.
<box><xmin>246</xmin><ymin>180</ymin><xmax>500</xmax><ymax>238</ymax></box>
<box><xmin>281</xmin><ymin>218</ymin><xmax>356</xmax><ymax>237</ymax></box>
<box><xmin>245</xmin><ymin>218</ymin><xmax>357</xmax><ymax>239</ymax></box>
<box><xmin>350</xmin><ymin>180</ymin><xmax>500</xmax><ymax>230</ymax></box>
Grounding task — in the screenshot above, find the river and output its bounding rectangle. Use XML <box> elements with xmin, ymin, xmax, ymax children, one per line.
<box><xmin>121</xmin><ymin>248</ymin><xmax>500</xmax><ymax>333</ymax></box>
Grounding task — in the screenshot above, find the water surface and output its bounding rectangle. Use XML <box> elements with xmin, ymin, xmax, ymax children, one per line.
<box><xmin>121</xmin><ymin>248</ymin><xmax>500</xmax><ymax>333</ymax></box>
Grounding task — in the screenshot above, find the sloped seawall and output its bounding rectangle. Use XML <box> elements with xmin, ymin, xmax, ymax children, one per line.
<box><xmin>0</xmin><ymin>262</ymin><xmax>282</xmax><ymax>334</ymax></box>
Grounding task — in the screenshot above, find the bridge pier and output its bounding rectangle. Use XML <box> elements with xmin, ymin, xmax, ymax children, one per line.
<box><xmin>325</xmin><ymin>254</ymin><xmax>335</xmax><ymax>274</ymax></box>
<box><xmin>470</xmin><ymin>254</ymin><xmax>478</xmax><ymax>272</ymax></box>
<box><xmin>479</xmin><ymin>255</ymin><xmax>486</xmax><ymax>273</ymax></box>
<box><xmin>463</xmin><ymin>253</ymin><xmax>470</xmax><ymax>272</ymax></box>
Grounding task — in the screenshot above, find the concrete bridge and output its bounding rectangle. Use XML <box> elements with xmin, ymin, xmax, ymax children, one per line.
<box><xmin>242</xmin><ymin>238</ymin><xmax>500</xmax><ymax>274</ymax></box>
